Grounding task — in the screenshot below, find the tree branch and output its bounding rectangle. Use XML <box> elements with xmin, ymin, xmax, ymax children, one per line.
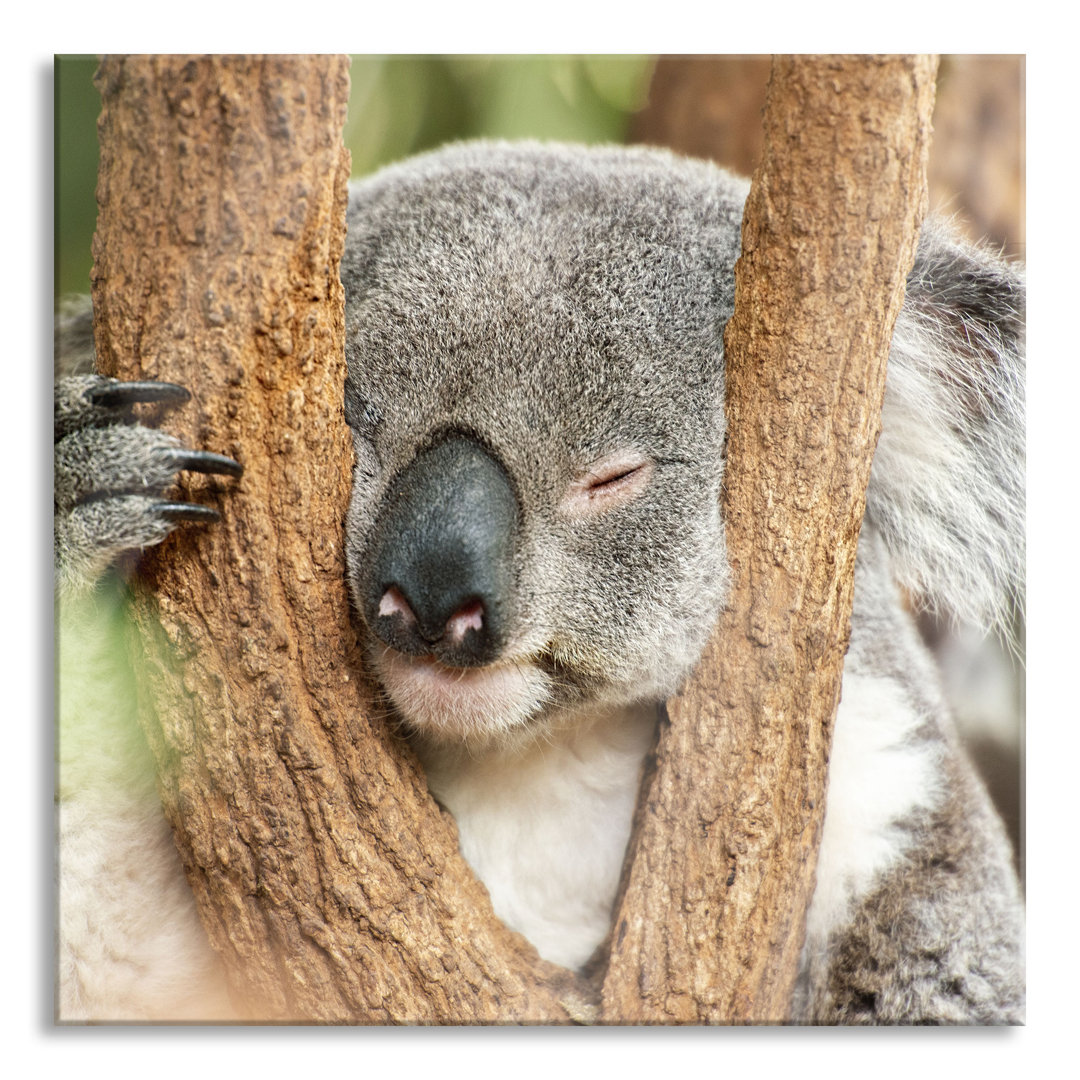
<box><xmin>601</xmin><ymin>54</ymin><xmax>937</xmax><ymax>1023</ymax></box>
<box><xmin>91</xmin><ymin>53</ymin><xmax>589</xmax><ymax>1023</ymax></box>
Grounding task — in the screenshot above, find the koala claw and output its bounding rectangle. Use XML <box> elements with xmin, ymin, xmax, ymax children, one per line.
<box><xmin>161</xmin><ymin>449</ymin><xmax>244</xmax><ymax>479</ymax></box>
<box><xmin>56</xmin><ymin>375</ymin><xmax>194</xmax><ymax>442</ymax></box>
<box><xmin>85</xmin><ymin>379</ymin><xmax>192</xmax><ymax>409</ymax></box>
<box><xmin>156</xmin><ymin>502</ymin><xmax>223</xmax><ymax>525</ymax></box>
<box><xmin>55</xmin><ymin>373</ymin><xmax>242</xmax><ymax>597</ymax></box>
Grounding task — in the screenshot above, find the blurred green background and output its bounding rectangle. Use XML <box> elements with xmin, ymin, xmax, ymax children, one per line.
<box><xmin>54</xmin><ymin>55</ymin><xmax>654</xmax><ymax>301</ymax></box>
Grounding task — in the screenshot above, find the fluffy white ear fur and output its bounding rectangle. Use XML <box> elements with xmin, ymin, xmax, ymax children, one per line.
<box><xmin>871</xmin><ymin>222</ymin><xmax>1024</xmax><ymax>636</ymax></box>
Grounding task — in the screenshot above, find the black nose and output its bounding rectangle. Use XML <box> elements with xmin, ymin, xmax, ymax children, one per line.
<box><xmin>363</xmin><ymin>435</ymin><xmax>518</xmax><ymax>667</ymax></box>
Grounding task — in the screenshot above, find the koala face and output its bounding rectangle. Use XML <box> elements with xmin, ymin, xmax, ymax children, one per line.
<box><xmin>341</xmin><ymin>142</ymin><xmax>749</xmax><ymax>748</ymax></box>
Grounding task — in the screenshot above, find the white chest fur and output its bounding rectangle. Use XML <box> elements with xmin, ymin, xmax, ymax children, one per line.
<box><xmin>419</xmin><ymin>665</ymin><xmax>942</xmax><ymax>973</ymax></box>
<box><xmin>419</xmin><ymin>702</ymin><xmax>657</xmax><ymax>970</ymax></box>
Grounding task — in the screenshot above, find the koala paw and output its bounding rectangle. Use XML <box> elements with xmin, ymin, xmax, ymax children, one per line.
<box><xmin>55</xmin><ymin>375</ymin><xmax>243</xmax><ymax>599</ymax></box>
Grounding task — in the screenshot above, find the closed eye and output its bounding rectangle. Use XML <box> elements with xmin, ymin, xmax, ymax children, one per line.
<box><xmin>560</xmin><ymin>451</ymin><xmax>654</xmax><ymax>517</ymax></box>
<box><xmin>587</xmin><ymin>462</ymin><xmax>646</xmax><ymax>491</ymax></box>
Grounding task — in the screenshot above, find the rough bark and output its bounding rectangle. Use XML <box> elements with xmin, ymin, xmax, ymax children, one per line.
<box><xmin>637</xmin><ymin>51</ymin><xmax>1025</xmax><ymax>893</ymax></box>
<box><xmin>601</xmin><ymin>55</ymin><xmax>937</xmax><ymax>1023</ymax></box>
<box><xmin>91</xmin><ymin>54</ymin><xmax>589</xmax><ymax>1023</ymax></box>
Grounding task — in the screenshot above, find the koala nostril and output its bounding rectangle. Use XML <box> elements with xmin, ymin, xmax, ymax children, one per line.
<box><xmin>377</xmin><ymin>586</ymin><xmax>486</xmax><ymax>652</ymax></box>
<box><xmin>376</xmin><ymin>584</ymin><xmax>435</xmax><ymax>651</ymax></box>
<box><xmin>445</xmin><ymin>599</ymin><xmax>485</xmax><ymax>646</ymax></box>
<box><xmin>378</xmin><ymin>585</ymin><xmax>417</xmax><ymax>625</ymax></box>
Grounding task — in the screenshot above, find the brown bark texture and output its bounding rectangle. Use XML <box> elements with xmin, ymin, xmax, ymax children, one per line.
<box><xmin>634</xmin><ymin>54</ymin><xmax>1023</xmax><ymax>259</ymax></box>
<box><xmin>635</xmin><ymin>53</ymin><xmax>1024</xmax><ymax>870</ymax></box>
<box><xmin>600</xmin><ymin>55</ymin><xmax>937</xmax><ymax>1023</ymax></box>
<box><xmin>90</xmin><ymin>54</ymin><xmax>589</xmax><ymax>1023</ymax></box>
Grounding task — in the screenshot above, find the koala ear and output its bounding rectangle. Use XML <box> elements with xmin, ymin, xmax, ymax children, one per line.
<box><xmin>867</xmin><ymin>219</ymin><xmax>1024</xmax><ymax>635</ymax></box>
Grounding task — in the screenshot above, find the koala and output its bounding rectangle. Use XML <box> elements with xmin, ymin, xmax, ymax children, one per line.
<box><xmin>55</xmin><ymin>140</ymin><xmax>1025</xmax><ymax>1023</ymax></box>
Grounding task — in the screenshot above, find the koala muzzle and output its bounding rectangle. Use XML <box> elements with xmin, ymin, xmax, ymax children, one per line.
<box><xmin>363</xmin><ymin>435</ymin><xmax>518</xmax><ymax>667</ymax></box>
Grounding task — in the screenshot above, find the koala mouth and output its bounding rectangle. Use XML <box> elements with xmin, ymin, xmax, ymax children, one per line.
<box><xmin>371</xmin><ymin>645</ymin><xmax>553</xmax><ymax>745</ymax></box>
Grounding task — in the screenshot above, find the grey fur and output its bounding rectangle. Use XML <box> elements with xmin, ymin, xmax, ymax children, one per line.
<box><xmin>793</xmin><ymin>526</ymin><xmax>1024</xmax><ymax>1023</ymax></box>
<box><xmin>55</xmin><ymin>140</ymin><xmax>1024</xmax><ymax>1023</ymax></box>
<box><xmin>54</xmin><ymin>294</ymin><xmax>96</xmax><ymax>378</ymax></box>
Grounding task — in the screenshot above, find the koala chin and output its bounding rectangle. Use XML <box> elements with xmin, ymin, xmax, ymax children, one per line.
<box><xmin>56</xmin><ymin>139</ymin><xmax>1025</xmax><ymax>1022</ymax></box>
<box><xmin>373</xmin><ymin>650</ymin><xmax>555</xmax><ymax>746</ymax></box>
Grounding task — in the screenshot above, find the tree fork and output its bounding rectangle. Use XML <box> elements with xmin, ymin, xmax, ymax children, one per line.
<box><xmin>89</xmin><ymin>53</ymin><xmax>937</xmax><ymax>1024</ymax></box>
<box><xmin>91</xmin><ymin>54</ymin><xmax>589</xmax><ymax>1023</ymax></box>
<box><xmin>601</xmin><ymin>55</ymin><xmax>938</xmax><ymax>1022</ymax></box>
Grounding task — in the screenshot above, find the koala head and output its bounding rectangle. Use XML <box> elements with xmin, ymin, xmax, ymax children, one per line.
<box><xmin>341</xmin><ymin>142</ymin><xmax>748</xmax><ymax>749</ymax></box>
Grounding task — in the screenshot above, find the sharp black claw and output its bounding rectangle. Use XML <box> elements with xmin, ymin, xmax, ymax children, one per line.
<box><xmin>162</xmin><ymin>449</ymin><xmax>244</xmax><ymax>479</ymax></box>
<box><xmin>87</xmin><ymin>381</ymin><xmax>192</xmax><ymax>408</ymax></box>
<box><xmin>156</xmin><ymin>502</ymin><xmax>222</xmax><ymax>525</ymax></box>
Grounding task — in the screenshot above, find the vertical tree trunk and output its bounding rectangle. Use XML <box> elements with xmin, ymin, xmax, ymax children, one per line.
<box><xmin>930</xmin><ymin>55</ymin><xmax>1024</xmax><ymax>258</ymax></box>
<box><xmin>601</xmin><ymin>54</ymin><xmax>937</xmax><ymax>1023</ymax></box>
<box><xmin>91</xmin><ymin>54</ymin><xmax>589</xmax><ymax>1023</ymax></box>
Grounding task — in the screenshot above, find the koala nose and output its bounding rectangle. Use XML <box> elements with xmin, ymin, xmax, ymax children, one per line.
<box><xmin>363</xmin><ymin>435</ymin><xmax>518</xmax><ymax>667</ymax></box>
